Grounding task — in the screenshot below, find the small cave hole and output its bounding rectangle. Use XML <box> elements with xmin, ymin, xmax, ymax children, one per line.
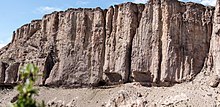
<box><xmin>42</xmin><ymin>52</ymin><xmax>55</xmax><ymax>85</ymax></box>
<box><xmin>98</xmin><ymin>80</ymin><xmax>107</xmax><ymax>86</ymax></box>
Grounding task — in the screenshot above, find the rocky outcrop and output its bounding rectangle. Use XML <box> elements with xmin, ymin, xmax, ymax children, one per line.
<box><xmin>205</xmin><ymin>0</ymin><xmax>220</xmax><ymax>87</ymax></box>
<box><xmin>0</xmin><ymin>61</ymin><xmax>7</xmax><ymax>83</ymax></box>
<box><xmin>104</xmin><ymin>90</ymin><xmax>147</xmax><ymax>107</ymax></box>
<box><xmin>4</xmin><ymin>62</ymin><xmax>20</xmax><ymax>84</ymax></box>
<box><xmin>44</xmin><ymin>8</ymin><xmax>106</xmax><ymax>87</ymax></box>
<box><xmin>0</xmin><ymin>8</ymin><xmax>106</xmax><ymax>87</ymax></box>
<box><xmin>103</xmin><ymin>3</ymin><xmax>144</xmax><ymax>83</ymax></box>
<box><xmin>0</xmin><ymin>0</ymin><xmax>217</xmax><ymax>87</ymax></box>
<box><xmin>131</xmin><ymin>0</ymin><xmax>214</xmax><ymax>84</ymax></box>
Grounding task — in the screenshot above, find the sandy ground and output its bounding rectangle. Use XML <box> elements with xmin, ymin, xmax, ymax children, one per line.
<box><xmin>0</xmin><ymin>73</ymin><xmax>220</xmax><ymax>107</ymax></box>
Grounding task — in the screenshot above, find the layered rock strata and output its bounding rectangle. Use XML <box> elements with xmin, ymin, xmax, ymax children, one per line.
<box><xmin>0</xmin><ymin>0</ymin><xmax>216</xmax><ymax>87</ymax></box>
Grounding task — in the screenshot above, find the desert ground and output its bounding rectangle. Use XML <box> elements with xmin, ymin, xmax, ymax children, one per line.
<box><xmin>1</xmin><ymin>73</ymin><xmax>220</xmax><ymax>107</ymax></box>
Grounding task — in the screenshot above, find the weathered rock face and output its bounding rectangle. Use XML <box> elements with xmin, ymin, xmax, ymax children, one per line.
<box><xmin>131</xmin><ymin>0</ymin><xmax>163</xmax><ymax>84</ymax></box>
<box><xmin>0</xmin><ymin>8</ymin><xmax>107</xmax><ymax>87</ymax></box>
<box><xmin>205</xmin><ymin>0</ymin><xmax>220</xmax><ymax>87</ymax></box>
<box><xmin>0</xmin><ymin>61</ymin><xmax>7</xmax><ymax>83</ymax></box>
<box><xmin>44</xmin><ymin>8</ymin><xmax>106</xmax><ymax>87</ymax></box>
<box><xmin>4</xmin><ymin>62</ymin><xmax>20</xmax><ymax>84</ymax></box>
<box><xmin>0</xmin><ymin>0</ymin><xmax>217</xmax><ymax>87</ymax></box>
<box><xmin>103</xmin><ymin>3</ymin><xmax>145</xmax><ymax>83</ymax></box>
<box><xmin>131</xmin><ymin>0</ymin><xmax>214</xmax><ymax>84</ymax></box>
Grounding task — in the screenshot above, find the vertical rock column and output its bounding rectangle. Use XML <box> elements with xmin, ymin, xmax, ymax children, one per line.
<box><xmin>0</xmin><ymin>62</ymin><xmax>6</xmax><ymax>83</ymax></box>
<box><xmin>160</xmin><ymin>1</ymin><xmax>213</xmax><ymax>83</ymax></box>
<box><xmin>36</xmin><ymin>12</ymin><xmax>59</xmax><ymax>85</ymax></box>
<box><xmin>45</xmin><ymin>8</ymin><xmax>106</xmax><ymax>87</ymax></box>
<box><xmin>131</xmin><ymin>0</ymin><xmax>163</xmax><ymax>83</ymax></box>
<box><xmin>103</xmin><ymin>3</ymin><xmax>144</xmax><ymax>83</ymax></box>
<box><xmin>131</xmin><ymin>0</ymin><xmax>213</xmax><ymax>85</ymax></box>
<box><xmin>4</xmin><ymin>62</ymin><xmax>20</xmax><ymax>84</ymax></box>
<box><xmin>206</xmin><ymin>0</ymin><xmax>220</xmax><ymax>87</ymax></box>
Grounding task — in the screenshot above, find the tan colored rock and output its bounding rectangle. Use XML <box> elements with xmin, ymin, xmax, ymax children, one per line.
<box><xmin>45</xmin><ymin>8</ymin><xmax>106</xmax><ymax>87</ymax></box>
<box><xmin>103</xmin><ymin>3</ymin><xmax>144</xmax><ymax>83</ymax></box>
<box><xmin>160</xmin><ymin>1</ymin><xmax>213</xmax><ymax>83</ymax></box>
<box><xmin>104</xmin><ymin>90</ymin><xmax>147</xmax><ymax>107</ymax></box>
<box><xmin>0</xmin><ymin>7</ymin><xmax>107</xmax><ymax>87</ymax></box>
<box><xmin>4</xmin><ymin>62</ymin><xmax>20</xmax><ymax>84</ymax></box>
<box><xmin>1</xmin><ymin>8</ymin><xmax>106</xmax><ymax>87</ymax></box>
<box><xmin>209</xmin><ymin>75</ymin><xmax>220</xmax><ymax>87</ymax></box>
<box><xmin>0</xmin><ymin>0</ymin><xmax>216</xmax><ymax>87</ymax></box>
<box><xmin>131</xmin><ymin>0</ymin><xmax>163</xmax><ymax>83</ymax></box>
<box><xmin>205</xmin><ymin>0</ymin><xmax>220</xmax><ymax>87</ymax></box>
<box><xmin>0</xmin><ymin>61</ymin><xmax>7</xmax><ymax>83</ymax></box>
<box><xmin>131</xmin><ymin>0</ymin><xmax>214</xmax><ymax>84</ymax></box>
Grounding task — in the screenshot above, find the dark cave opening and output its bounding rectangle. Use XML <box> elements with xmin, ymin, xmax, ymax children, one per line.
<box><xmin>42</xmin><ymin>52</ymin><xmax>55</xmax><ymax>85</ymax></box>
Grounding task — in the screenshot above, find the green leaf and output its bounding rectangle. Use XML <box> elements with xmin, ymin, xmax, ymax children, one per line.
<box><xmin>11</xmin><ymin>63</ymin><xmax>45</xmax><ymax>107</ymax></box>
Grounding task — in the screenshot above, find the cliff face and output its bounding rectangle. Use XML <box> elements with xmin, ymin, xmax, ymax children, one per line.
<box><xmin>0</xmin><ymin>0</ymin><xmax>217</xmax><ymax>87</ymax></box>
<box><xmin>205</xmin><ymin>0</ymin><xmax>220</xmax><ymax>87</ymax></box>
<box><xmin>103</xmin><ymin>3</ymin><xmax>145</xmax><ymax>83</ymax></box>
<box><xmin>131</xmin><ymin>0</ymin><xmax>213</xmax><ymax>84</ymax></box>
<box><xmin>0</xmin><ymin>8</ymin><xmax>107</xmax><ymax>87</ymax></box>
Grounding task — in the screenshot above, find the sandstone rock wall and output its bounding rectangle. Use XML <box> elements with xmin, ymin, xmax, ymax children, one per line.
<box><xmin>204</xmin><ymin>0</ymin><xmax>220</xmax><ymax>87</ymax></box>
<box><xmin>44</xmin><ymin>8</ymin><xmax>106</xmax><ymax>87</ymax></box>
<box><xmin>0</xmin><ymin>0</ymin><xmax>216</xmax><ymax>87</ymax></box>
<box><xmin>131</xmin><ymin>0</ymin><xmax>214</xmax><ymax>84</ymax></box>
<box><xmin>103</xmin><ymin>3</ymin><xmax>145</xmax><ymax>83</ymax></box>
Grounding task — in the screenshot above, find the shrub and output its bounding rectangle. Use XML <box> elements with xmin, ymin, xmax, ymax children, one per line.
<box><xmin>11</xmin><ymin>64</ymin><xmax>45</xmax><ymax>107</ymax></box>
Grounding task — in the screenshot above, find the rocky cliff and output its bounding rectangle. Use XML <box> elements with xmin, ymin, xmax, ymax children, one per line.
<box><xmin>205</xmin><ymin>0</ymin><xmax>220</xmax><ymax>87</ymax></box>
<box><xmin>132</xmin><ymin>0</ymin><xmax>213</xmax><ymax>84</ymax></box>
<box><xmin>0</xmin><ymin>0</ymin><xmax>217</xmax><ymax>87</ymax></box>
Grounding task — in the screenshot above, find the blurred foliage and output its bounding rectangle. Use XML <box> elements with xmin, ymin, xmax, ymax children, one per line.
<box><xmin>11</xmin><ymin>64</ymin><xmax>45</xmax><ymax>107</ymax></box>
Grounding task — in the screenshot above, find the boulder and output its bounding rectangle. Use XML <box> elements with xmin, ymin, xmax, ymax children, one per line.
<box><xmin>4</xmin><ymin>62</ymin><xmax>20</xmax><ymax>84</ymax></box>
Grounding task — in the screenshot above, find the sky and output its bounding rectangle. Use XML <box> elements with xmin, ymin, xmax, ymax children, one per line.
<box><xmin>0</xmin><ymin>0</ymin><xmax>216</xmax><ymax>48</ymax></box>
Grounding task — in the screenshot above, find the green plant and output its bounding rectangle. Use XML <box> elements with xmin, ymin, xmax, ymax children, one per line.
<box><xmin>11</xmin><ymin>64</ymin><xmax>45</xmax><ymax>107</ymax></box>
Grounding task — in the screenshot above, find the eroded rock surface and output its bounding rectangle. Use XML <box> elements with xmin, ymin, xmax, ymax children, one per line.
<box><xmin>0</xmin><ymin>8</ymin><xmax>106</xmax><ymax>87</ymax></box>
<box><xmin>104</xmin><ymin>90</ymin><xmax>147</xmax><ymax>107</ymax></box>
<box><xmin>103</xmin><ymin>3</ymin><xmax>145</xmax><ymax>83</ymax></box>
<box><xmin>131</xmin><ymin>0</ymin><xmax>214</xmax><ymax>84</ymax></box>
<box><xmin>205</xmin><ymin>0</ymin><xmax>220</xmax><ymax>87</ymax></box>
<box><xmin>0</xmin><ymin>61</ymin><xmax>7</xmax><ymax>83</ymax></box>
<box><xmin>0</xmin><ymin>0</ymin><xmax>217</xmax><ymax>87</ymax></box>
<box><xmin>44</xmin><ymin>8</ymin><xmax>106</xmax><ymax>87</ymax></box>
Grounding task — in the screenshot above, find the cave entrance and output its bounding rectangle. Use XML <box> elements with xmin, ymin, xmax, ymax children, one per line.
<box><xmin>42</xmin><ymin>51</ymin><xmax>55</xmax><ymax>85</ymax></box>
